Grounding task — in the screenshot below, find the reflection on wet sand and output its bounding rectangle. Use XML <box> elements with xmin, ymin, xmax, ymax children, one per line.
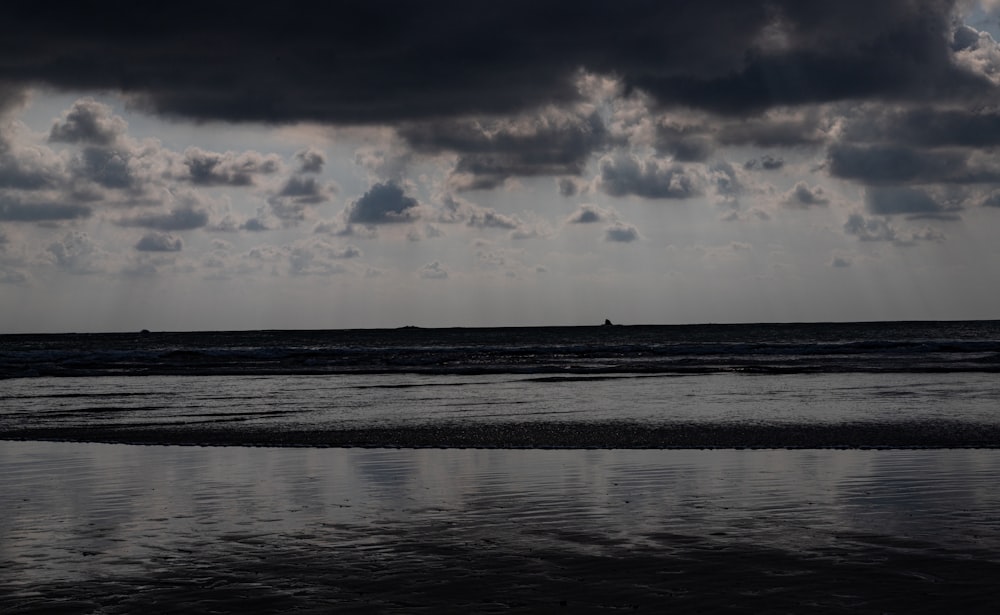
<box><xmin>2</xmin><ymin>443</ymin><xmax>999</xmax><ymax>612</ymax></box>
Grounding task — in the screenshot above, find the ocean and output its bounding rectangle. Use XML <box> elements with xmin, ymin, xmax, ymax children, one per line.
<box><xmin>3</xmin><ymin>321</ymin><xmax>1000</xmax><ymax>612</ymax></box>
<box><xmin>2</xmin><ymin>320</ymin><xmax>1000</xmax><ymax>447</ymax></box>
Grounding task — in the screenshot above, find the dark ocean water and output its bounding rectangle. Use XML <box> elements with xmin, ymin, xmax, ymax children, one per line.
<box><xmin>2</xmin><ymin>321</ymin><xmax>1000</xmax><ymax>448</ymax></box>
<box><xmin>4</xmin><ymin>320</ymin><xmax>1000</xmax><ymax>378</ymax></box>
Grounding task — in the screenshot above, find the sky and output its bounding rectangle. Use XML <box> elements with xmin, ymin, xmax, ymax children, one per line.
<box><xmin>3</xmin><ymin>1</ymin><xmax>1000</xmax><ymax>332</ymax></box>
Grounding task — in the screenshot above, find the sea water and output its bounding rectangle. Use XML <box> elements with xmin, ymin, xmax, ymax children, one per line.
<box><xmin>2</xmin><ymin>321</ymin><xmax>1000</xmax><ymax>447</ymax></box>
<box><xmin>2</xmin><ymin>442</ymin><xmax>1000</xmax><ymax>612</ymax></box>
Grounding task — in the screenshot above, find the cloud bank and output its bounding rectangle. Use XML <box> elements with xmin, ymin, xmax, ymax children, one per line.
<box><xmin>3</xmin><ymin>2</ymin><xmax>992</xmax><ymax>124</ymax></box>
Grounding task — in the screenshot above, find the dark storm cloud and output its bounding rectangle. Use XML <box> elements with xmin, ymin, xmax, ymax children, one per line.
<box><xmin>116</xmin><ymin>207</ymin><xmax>209</xmax><ymax>230</ymax></box>
<box><xmin>638</xmin><ymin>50</ymin><xmax>954</xmax><ymax>116</ymax></box>
<box><xmin>1</xmin><ymin>1</ymin><xmax>984</xmax><ymax>125</ymax></box>
<box><xmin>135</xmin><ymin>232</ymin><xmax>183</xmax><ymax>252</ymax></box>
<box><xmin>632</xmin><ymin>3</ymin><xmax>990</xmax><ymax>115</ymax></box>
<box><xmin>345</xmin><ymin>182</ymin><xmax>419</xmax><ymax>225</ymax></box>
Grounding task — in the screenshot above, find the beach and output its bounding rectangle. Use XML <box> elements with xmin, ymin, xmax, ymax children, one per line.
<box><xmin>3</xmin><ymin>441</ymin><xmax>999</xmax><ymax>613</ymax></box>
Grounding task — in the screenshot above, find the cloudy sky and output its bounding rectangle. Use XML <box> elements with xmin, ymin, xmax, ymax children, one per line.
<box><xmin>3</xmin><ymin>1</ymin><xmax>1000</xmax><ymax>332</ymax></box>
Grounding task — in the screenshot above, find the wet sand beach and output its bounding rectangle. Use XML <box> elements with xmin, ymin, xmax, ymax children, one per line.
<box><xmin>2</xmin><ymin>441</ymin><xmax>999</xmax><ymax>613</ymax></box>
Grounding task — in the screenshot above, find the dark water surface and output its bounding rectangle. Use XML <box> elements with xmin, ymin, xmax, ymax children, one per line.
<box><xmin>4</xmin><ymin>321</ymin><xmax>1000</xmax><ymax>379</ymax></box>
<box><xmin>2</xmin><ymin>442</ymin><xmax>999</xmax><ymax>613</ymax></box>
<box><xmin>2</xmin><ymin>321</ymin><xmax>1000</xmax><ymax>448</ymax></box>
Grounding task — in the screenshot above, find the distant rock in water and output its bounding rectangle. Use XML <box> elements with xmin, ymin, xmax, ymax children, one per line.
<box><xmin>603</xmin><ymin>319</ymin><xmax>614</xmax><ymax>326</ymax></box>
